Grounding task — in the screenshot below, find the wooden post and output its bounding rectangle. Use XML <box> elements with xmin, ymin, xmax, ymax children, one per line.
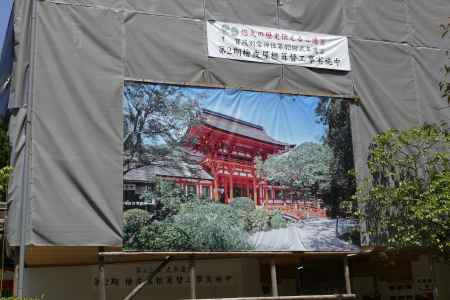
<box><xmin>13</xmin><ymin>251</ymin><xmax>19</xmax><ymax>297</ymax></box>
<box><xmin>295</xmin><ymin>259</ymin><xmax>302</xmax><ymax>295</ymax></box>
<box><xmin>270</xmin><ymin>259</ymin><xmax>279</xmax><ymax>297</ymax></box>
<box><xmin>98</xmin><ymin>247</ymin><xmax>106</xmax><ymax>300</ymax></box>
<box><xmin>344</xmin><ymin>256</ymin><xmax>351</xmax><ymax>294</ymax></box>
<box><xmin>190</xmin><ymin>258</ymin><xmax>196</xmax><ymax>299</ymax></box>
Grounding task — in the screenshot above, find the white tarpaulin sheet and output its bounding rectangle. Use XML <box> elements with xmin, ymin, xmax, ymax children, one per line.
<box><xmin>207</xmin><ymin>21</ymin><xmax>351</xmax><ymax>71</ymax></box>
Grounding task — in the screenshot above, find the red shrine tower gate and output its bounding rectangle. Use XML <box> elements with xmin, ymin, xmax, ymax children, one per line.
<box><xmin>186</xmin><ymin>109</ymin><xmax>291</xmax><ymax>205</ymax></box>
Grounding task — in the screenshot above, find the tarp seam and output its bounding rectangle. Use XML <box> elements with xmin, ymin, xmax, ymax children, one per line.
<box><xmin>44</xmin><ymin>0</ymin><xmax>447</xmax><ymax>52</ymax></box>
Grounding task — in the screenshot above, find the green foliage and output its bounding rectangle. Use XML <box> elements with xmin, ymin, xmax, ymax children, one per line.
<box><xmin>229</xmin><ymin>197</ymin><xmax>255</xmax><ymax>212</ymax></box>
<box><xmin>137</xmin><ymin>222</ymin><xmax>192</xmax><ymax>251</ymax></box>
<box><xmin>358</xmin><ymin>123</ymin><xmax>450</xmax><ymax>256</ymax></box>
<box><xmin>149</xmin><ymin>179</ymin><xmax>194</xmax><ymax>221</ymax></box>
<box><xmin>0</xmin><ymin>122</ymin><xmax>11</xmax><ymax>202</ymax></box>
<box><xmin>270</xmin><ymin>210</ymin><xmax>288</xmax><ymax>229</ymax></box>
<box><xmin>123</xmin><ymin>186</ymin><xmax>288</xmax><ymax>250</ymax></box>
<box><xmin>123</xmin><ymin>83</ymin><xmax>202</xmax><ymax>174</ymax></box>
<box><xmin>172</xmin><ymin>200</ymin><xmax>251</xmax><ymax>251</ymax></box>
<box><xmin>123</xmin><ymin>209</ymin><xmax>152</xmax><ymax>249</ymax></box>
<box><xmin>315</xmin><ymin>98</ymin><xmax>355</xmax><ymax>216</ymax></box>
<box><xmin>0</xmin><ymin>166</ymin><xmax>12</xmax><ymax>202</ymax></box>
<box><xmin>246</xmin><ymin>208</ymin><xmax>271</xmax><ymax>232</ymax></box>
<box><xmin>0</xmin><ymin>122</ymin><xmax>10</xmax><ymax>169</ymax></box>
<box><xmin>229</xmin><ymin>197</ymin><xmax>288</xmax><ymax>232</ymax></box>
<box><xmin>260</xmin><ymin>142</ymin><xmax>333</xmax><ymax>190</ymax></box>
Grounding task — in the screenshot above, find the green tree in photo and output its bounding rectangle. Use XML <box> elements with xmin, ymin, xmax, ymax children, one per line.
<box><xmin>315</xmin><ymin>97</ymin><xmax>355</xmax><ymax>216</ymax></box>
<box><xmin>145</xmin><ymin>179</ymin><xmax>195</xmax><ymax>221</ymax></box>
<box><xmin>123</xmin><ymin>83</ymin><xmax>202</xmax><ymax>174</ymax></box>
<box><xmin>358</xmin><ymin>123</ymin><xmax>450</xmax><ymax>256</ymax></box>
<box><xmin>172</xmin><ymin>200</ymin><xmax>251</xmax><ymax>251</ymax></box>
<box><xmin>230</xmin><ymin>197</ymin><xmax>287</xmax><ymax>232</ymax></box>
<box><xmin>259</xmin><ymin>142</ymin><xmax>333</xmax><ymax>190</ymax></box>
<box><xmin>137</xmin><ymin>222</ymin><xmax>193</xmax><ymax>251</ymax></box>
<box><xmin>123</xmin><ymin>209</ymin><xmax>153</xmax><ymax>249</ymax></box>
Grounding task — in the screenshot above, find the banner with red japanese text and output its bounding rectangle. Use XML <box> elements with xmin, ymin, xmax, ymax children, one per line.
<box><xmin>207</xmin><ymin>21</ymin><xmax>351</xmax><ymax>71</ymax></box>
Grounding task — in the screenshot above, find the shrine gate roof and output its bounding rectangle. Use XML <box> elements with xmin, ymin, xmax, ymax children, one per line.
<box><xmin>201</xmin><ymin>109</ymin><xmax>292</xmax><ymax>148</ymax></box>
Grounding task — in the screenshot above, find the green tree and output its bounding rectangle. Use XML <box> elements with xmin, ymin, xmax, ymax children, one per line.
<box><xmin>0</xmin><ymin>122</ymin><xmax>10</xmax><ymax>202</ymax></box>
<box><xmin>147</xmin><ymin>179</ymin><xmax>196</xmax><ymax>221</ymax></box>
<box><xmin>123</xmin><ymin>209</ymin><xmax>153</xmax><ymax>249</ymax></box>
<box><xmin>230</xmin><ymin>197</ymin><xmax>287</xmax><ymax>232</ymax></box>
<box><xmin>137</xmin><ymin>222</ymin><xmax>192</xmax><ymax>251</ymax></box>
<box><xmin>315</xmin><ymin>97</ymin><xmax>355</xmax><ymax>216</ymax></box>
<box><xmin>259</xmin><ymin>142</ymin><xmax>333</xmax><ymax>190</ymax></box>
<box><xmin>172</xmin><ymin>200</ymin><xmax>251</xmax><ymax>251</ymax></box>
<box><xmin>123</xmin><ymin>83</ymin><xmax>201</xmax><ymax>174</ymax></box>
<box><xmin>358</xmin><ymin>123</ymin><xmax>450</xmax><ymax>257</ymax></box>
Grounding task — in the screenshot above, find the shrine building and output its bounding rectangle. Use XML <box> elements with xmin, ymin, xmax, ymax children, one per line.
<box><xmin>124</xmin><ymin>109</ymin><xmax>326</xmax><ymax>217</ymax></box>
<box><xmin>185</xmin><ymin>109</ymin><xmax>292</xmax><ymax>205</ymax></box>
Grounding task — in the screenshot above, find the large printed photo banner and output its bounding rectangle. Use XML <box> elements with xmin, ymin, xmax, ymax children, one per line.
<box><xmin>123</xmin><ymin>83</ymin><xmax>358</xmax><ymax>252</ymax></box>
<box><xmin>207</xmin><ymin>21</ymin><xmax>351</xmax><ymax>71</ymax></box>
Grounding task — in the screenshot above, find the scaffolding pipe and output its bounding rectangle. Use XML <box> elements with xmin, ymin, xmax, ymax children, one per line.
<box><xmin>190</xmin><ymin>258</ymin><xmax>196</xmax><ymax>299</ymax></box>
<box><xmin>343</xmin><ymin>256</ymin><xmax>351</xmax><ymax>295</ymax></box>
<box><xmin>98</xmin><ymin>247</ymin><xmax>106</xmax><ymax>300</ymax></box>
<box><xmin>270</xmin><ymin>259</ymin><xmax>278</xmax><ymax>297</ymax></box>
<box><xmin>122</xmin><ymin>256</ymin><xmax>173</xmax><ymax>300</ymax></box>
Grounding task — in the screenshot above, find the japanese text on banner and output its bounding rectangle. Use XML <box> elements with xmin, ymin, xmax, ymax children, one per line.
<box><xmin>207</xmin><ymin>21</ymin><xmax>351</xmax><ymax>71</ymax></box>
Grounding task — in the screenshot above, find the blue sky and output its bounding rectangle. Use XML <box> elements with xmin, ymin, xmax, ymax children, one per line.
<box><xmin>126</xmin><ymin>83</ymin><xmax>327</xmax><ymax>145</ymax></box>
<box><xmin>185</xmin><ymin>87</ymin><xmax>326</xmax><ymax>145</ymax></box>
<box><xmin>0</xmin><ymin>0</ymin><xmax>12</xmax><ymax>48</ymax></box>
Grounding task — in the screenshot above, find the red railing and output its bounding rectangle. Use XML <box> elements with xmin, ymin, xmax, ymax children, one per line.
<box><xmin>265</xmin><ymin>202</ymin><xmax>328</xmax><ymax>219</ymax></box>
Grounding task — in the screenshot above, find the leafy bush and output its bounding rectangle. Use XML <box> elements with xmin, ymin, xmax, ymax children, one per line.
<box><xmin>137</xmin><ymin>222</ymin><xmax>192</xmax><ymax>251</ymax></box>
<box><xmin>246</xmin><ymin>208</ymin><xmax>271</xmax><ymax>232</ymax></box>
<box><xmin>230</xmin><ymin>197</ymin><xmax>255</xmax><ymax>212</ymax></box>
<box><xmin>150</xmin><ymin>180</ymin><xmax>195</xmax><ymax>221</ymax></box>
<box><xmin>123</xmin><ymin>209</ymin><xmax>152</xmax><ymax>249</ymax></box>
<box><xmin>173</xmin><ymin>200</ymin><xmax>251</xmax><ymax>251</ymax></box>
<box><xmin>269</xmin><ymin>210</ymin><xmax>287</xmax><ymax>229</ymax></box>
<box><xmin>123</xmin><ymin>187</ymin><xmax>288</xmax><ymax>250</ymax></box>
<box><xmin>358</xmin><ymin>123</ymin><xmax>450</xmax><ymax>256</ymax></box>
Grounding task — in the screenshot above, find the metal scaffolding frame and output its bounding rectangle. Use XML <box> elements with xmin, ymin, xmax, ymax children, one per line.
<box><xmin>95</xmin><ymin>251</ymin><xmax>357</xmax><ymax>300</ymax></box>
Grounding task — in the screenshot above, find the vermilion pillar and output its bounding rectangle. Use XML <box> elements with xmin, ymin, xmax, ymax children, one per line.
<box><xmin>253</xmin><ymin>173</ymin><xmax>257</xmax><ymax>205</ymax></box>
<box><xmin>229</xmin><ymin>171</ymin><xmax>234</xmax><ymax>202</ymax></box>
<box><xmin>212</xmin><ymin>165</ymin><xmax>219</xmax><ymax>201</ymax></box>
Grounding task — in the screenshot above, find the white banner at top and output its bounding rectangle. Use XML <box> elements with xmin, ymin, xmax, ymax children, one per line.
<box><xmin>207</xmin><ymin>21</ymin><xmax>351</xmax><ymax>71</ymax></box>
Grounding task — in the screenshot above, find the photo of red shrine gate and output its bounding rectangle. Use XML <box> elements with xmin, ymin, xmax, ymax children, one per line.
<box><xmin>124</xmin><ymin>109</ymin><xmax>328</xmax><ymax>219</ymax></box>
